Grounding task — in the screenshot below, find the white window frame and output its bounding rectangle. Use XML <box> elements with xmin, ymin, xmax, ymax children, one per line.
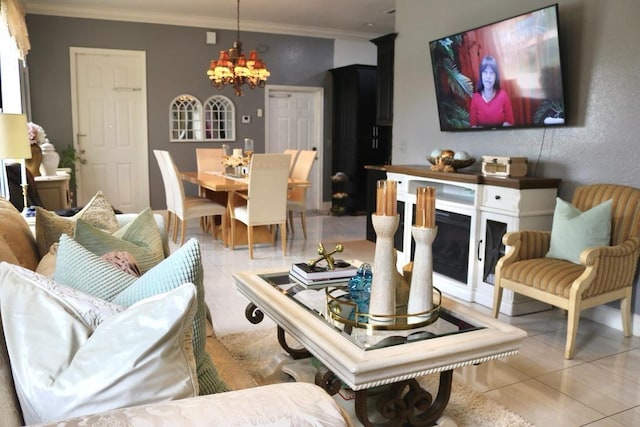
<box><xmin>169</xmin><ymin>94</ymin><xmax>203</xmax><ymax>142</ymax></box>
<box><xmin>169</xmin><ymin>94</ymin><xmax>235</xmax><ymax>142</ymax></box>
<box><xmin>203</xmin><ymin>95</ymin><xmax>235</xmax><ymax>141</ymax></box>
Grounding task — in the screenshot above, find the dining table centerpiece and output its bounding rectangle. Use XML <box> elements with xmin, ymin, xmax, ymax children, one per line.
<box><xmin>222</xmin><ymin>148</ymin><xmax>251</xmax><ymax>177</ymax></box>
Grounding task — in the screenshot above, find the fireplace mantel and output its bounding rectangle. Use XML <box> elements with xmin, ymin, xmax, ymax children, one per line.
<box><xmin>366</xmin><ymin>164</ymin><xmax>561</xmax><ymax>189</ymax></box>
<box><xmin>365</xmin><ymin>164</ymin><xmax>561</xmax><ymax>316</ymax></box>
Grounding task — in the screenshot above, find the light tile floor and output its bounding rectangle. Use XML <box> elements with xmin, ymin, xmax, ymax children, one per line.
<box><xmin>170</xmin><ymin>213</ymin><xmax>640</xmax><ymax>427</ymax></box>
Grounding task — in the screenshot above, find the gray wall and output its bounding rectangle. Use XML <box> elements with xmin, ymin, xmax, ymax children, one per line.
<box><xmin>24</xmin><ymin>14</ymin><xmax>333</xmax><ymax>209</ymax></box>
<box><xmin>394</xmin><ymin>0</ymin><xmax>640</xmax><ymax>315</ymax></box>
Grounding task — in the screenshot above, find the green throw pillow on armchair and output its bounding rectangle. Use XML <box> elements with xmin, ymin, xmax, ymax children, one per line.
<box><xmin>545</xmin><ymin>197</ymin><xmax>613</xmax><ymax>264</ymax></box>
<box><xmin>53</xmin><ymin>235</ymin><xmax>229</xmax><ymax>395</ymax></box>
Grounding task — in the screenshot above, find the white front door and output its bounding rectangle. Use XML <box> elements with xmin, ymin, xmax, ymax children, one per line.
<box><xmin>69</xmin><ymin>47</ymin><xmax>149</xmax><ymax>213</ymax></box>
<box><xmin>265</xmin><ymin>85</ymin><xmax>324</xmax><ymax>211</ymax></box>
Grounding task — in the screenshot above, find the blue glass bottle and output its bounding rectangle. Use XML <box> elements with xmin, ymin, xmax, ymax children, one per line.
<box><xmin>348</xmin><ymin>263</ymin><xmax>372</xmax><ymax>323</ymax></box>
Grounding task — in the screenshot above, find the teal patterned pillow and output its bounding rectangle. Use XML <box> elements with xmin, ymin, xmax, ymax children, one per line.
<box><xmin>73</xmin><ymin>209</ymin><xmax>165</xmax><ymax>274</ymax></box>
<box><xmin>53</xmin><ymin>235</ymin><xmax>228</xmax><ymax>395</ymax></box>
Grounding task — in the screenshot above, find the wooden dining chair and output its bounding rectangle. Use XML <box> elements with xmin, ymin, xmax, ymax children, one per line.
<box><xmin>154</xmin><ymin>150</ymin><xmax>227</xmax><ymax>246</ymax></box>
<box><xmin>228</xmin><ymin>153</ymin><xmax>291</xmax><ymax>258</ymax></box>
<box><xmin>283</xmin><ymin>149</ymin><xmax>299</xmax><ymax>176</ymax></box>
<box><xmin>287</xmin><ymin>150</ymin><xmax>316</xmax><ymax>238</ymax></box>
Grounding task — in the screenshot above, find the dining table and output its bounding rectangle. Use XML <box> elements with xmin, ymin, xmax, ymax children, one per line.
<box><xmin>180</xmin><ymin>171</ymin><xmax>310</xmax><ymax>248</ymax></box>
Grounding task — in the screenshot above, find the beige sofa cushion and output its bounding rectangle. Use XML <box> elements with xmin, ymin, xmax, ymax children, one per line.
<box><xmin>0</xmin><ymin>310</ymin><xmax>24</xmax><ymax>426</ymax></box>
<box><xmin>0</xmin><ymin>198</ymin><xmax>39</xmax><ymax>271</ymax></box>
<box><xmin>33</xmin><ymin>383</ymin><xmax>353</xmax><ymax>427</ymax></box>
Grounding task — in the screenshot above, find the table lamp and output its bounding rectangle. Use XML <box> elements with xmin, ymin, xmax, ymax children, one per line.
<box><xmin>0</xmin><ymin>113</ymin><xmax>32</xmax><ymax>215</ymax></box>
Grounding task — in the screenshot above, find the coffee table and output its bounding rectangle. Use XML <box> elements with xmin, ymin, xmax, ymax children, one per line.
<box><xmin>233</xmin><ymin>267</ymin><xmax>526</xmax><ymax>426</ymax></box>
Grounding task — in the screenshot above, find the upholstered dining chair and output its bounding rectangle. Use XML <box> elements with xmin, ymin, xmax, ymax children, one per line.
<box><xmin>493</xmin><ymin>184</ymin><xmax>640</xmax><ymax>359</ymax></box>
<box><xmin>283</xmin><ymin>149</ymin><xmax>299</xmax><ymax>175</ymax></box>
<box><xmin>154</xmin><ymin>150</ymin><xmax>227</xmax><ymax>246</ymax></box>
<box><xmin>153</xmin><ymin>150</ymin><xmax>176</xmax><ymax>234</ymax></box>
<box><xmin>228</xmin><ymin>153</ymin><xmax>290</xmax><ymax>259</ymax></box>
<box><xmin>195</xmin><ymin>148</ymin><xmax>225</xmax><ymax>231</ymax></box>
<box><xmin>287</xmin><ymin>149</ymin><xmax>316</xmax><ymax>238</ymax></box>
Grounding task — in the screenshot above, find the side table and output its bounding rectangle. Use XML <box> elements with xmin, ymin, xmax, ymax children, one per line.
<box><xmin>34</xmin><ymin>173</ymin><xmax>71</xmax><ymax>211</ymax></box>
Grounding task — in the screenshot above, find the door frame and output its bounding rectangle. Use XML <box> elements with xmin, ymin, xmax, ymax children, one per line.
<box><xmin>69</xmin><ymin>47</ymin><xmax>149</xmax><ymax>209</ymax></box>
<box><xmin>264</xmin><ymin>85</ymin><xmax>325</xmax><ymax>211</ymax></box>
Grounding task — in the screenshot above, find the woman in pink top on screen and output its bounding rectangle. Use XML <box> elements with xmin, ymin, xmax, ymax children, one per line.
<box><xmin>469</xmin><ymin>55</ymin><xmax>514</xmax><ymax>128</ymax></box>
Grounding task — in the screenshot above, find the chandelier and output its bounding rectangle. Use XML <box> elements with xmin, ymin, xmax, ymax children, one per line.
<box><xmin>206</xmin><ymin>0</ymin><xmax>270</xmax><ymax>96</ymax></box>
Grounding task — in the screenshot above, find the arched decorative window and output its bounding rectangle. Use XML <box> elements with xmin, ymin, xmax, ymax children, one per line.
<box><xmin>204</xmin><ymin>95</ymin><xmax>235</xmax><ymax>141</ymax></box>
<box><xmin>169</xmin><ymin>95</ymin><xmax>203</xmax><ymax>141</ymax></box>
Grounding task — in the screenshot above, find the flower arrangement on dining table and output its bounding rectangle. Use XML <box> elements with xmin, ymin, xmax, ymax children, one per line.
<box><xmin>221</xmin><ymin>153</ymin><xmax>251</xmax><ymax>168</ymax></box>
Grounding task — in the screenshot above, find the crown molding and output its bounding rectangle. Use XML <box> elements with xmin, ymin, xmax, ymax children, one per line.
<box><xmin>25</xmin><ymin>4</ymin><xmax>386</xmax><ymax>41</ymax></box>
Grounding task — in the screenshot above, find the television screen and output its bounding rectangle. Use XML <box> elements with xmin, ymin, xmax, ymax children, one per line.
<box><xmin>429</xmin><ymin>4</ymin><xmax>566</xmax><ymax>131</ymax></box>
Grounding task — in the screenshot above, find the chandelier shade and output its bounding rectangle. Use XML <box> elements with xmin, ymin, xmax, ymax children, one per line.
<box><xmin>206</xmin><ymin>0</ymin><xmax>270</xmax><ymax>96</ymax></box>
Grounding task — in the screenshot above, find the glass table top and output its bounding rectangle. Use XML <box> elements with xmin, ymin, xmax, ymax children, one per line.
<box><xmin>258</xmin><ymin>272</ymin><xmax>487</xmax><ymax>351</ymax></box>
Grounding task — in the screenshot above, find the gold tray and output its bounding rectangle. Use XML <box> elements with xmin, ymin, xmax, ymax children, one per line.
<box><xmin>326</xmin><ymin>287</ymin><xmax>441</xmax><ymax>331</ymax></box>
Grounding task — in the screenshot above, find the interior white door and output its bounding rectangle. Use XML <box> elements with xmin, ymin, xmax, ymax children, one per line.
<box><xmin>70</xmin><ymin>47</ymin><xmax>149</xmax><ymax>213</ymax></box>
<box><xmin>266</xmin><ymin>86</ymin><xmax>323</xmax><ymax>211</ymax></box>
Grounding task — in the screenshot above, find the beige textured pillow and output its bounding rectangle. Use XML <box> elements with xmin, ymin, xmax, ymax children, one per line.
<box><xmin>0</xmin><ymin>263</ymin><xmax>199</xmax><ymax>425</ymax></box>
<box><xmin>35</xmin><ymin>191</ymin><xmax>120</xmax><ymax>258</ymax></box>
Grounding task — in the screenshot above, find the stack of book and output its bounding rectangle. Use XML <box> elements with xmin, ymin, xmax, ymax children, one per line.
<box><xmin>289</xmin><ymin>261</ymin><xmax>357</xmax><ymax>288</ymax></box>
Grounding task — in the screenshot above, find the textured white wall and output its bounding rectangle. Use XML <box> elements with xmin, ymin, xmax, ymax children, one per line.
<box><xmin>393</xmin><ymin>0</ymin><xmax>640</xmax><ymax>199</ymax></box>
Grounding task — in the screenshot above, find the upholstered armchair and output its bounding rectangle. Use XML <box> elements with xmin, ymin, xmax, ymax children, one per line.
<box><xmin>492</xmin><ymin>184</ymin><xmax>640</xmax><ymax>359</ymax></box>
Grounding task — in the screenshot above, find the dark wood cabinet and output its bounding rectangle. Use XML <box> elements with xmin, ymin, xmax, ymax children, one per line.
<box><xmin>371</xmin><ymin>33</ymin><xmax>397</xmax><ymax>126</ymax></box>
<box><xmin>330</xmin><ymin>65</ymin><xmax>391</xmax><ymax>215</ymax></box>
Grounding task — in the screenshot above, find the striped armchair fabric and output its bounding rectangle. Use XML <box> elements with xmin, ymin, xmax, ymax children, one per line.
<box><xmin>493</xmin><ymin>184</ymin><xmax>640</xmax><ymax>359</ymax></box>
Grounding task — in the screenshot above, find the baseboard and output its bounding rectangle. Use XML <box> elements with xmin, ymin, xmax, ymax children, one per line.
<box><xmin>583</xmin><ymin>305</ymin><xmax>640</xmax><ymax>337</ymax></box>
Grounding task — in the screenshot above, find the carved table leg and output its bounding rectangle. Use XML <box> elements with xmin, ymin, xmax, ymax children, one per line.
<box><xmin>244</xmin><ymin>303</ymin><xmax>264</xmax><ymax>324</ymax></box>
<box><xmin>315</xmin><ymin>365</ymin><xmax>342</xmax><ymax>395</ymax></box>
<box><xmin>277</xmin><ymin>326</ymin><xmax>311</xmax><ymax>359</ymax></box>
<box><xmin>354</xmin><ymin>370</ymin><xmax>453</xmax><ymax>427</ymax></box>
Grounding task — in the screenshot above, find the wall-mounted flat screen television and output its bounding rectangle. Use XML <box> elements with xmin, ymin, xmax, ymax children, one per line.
<box><xmin>429</xmin><ymin>4</ymin><xmax>566</xmax><ymax>131</ymax></box>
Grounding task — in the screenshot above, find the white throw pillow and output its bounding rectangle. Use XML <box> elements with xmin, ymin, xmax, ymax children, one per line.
<box><xmin>0</xmin><ymin>263</ymin><xmax>198</xmax><ymax>425</ymax></box>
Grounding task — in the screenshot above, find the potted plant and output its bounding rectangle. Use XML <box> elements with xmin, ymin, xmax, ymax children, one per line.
<box><xmin>57</xmin><ymin>144</ymin><xmax>86</xmax><ymax>207</ymax></box>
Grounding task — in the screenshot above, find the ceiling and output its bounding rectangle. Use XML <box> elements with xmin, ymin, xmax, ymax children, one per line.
<box><xmin>23</xmin><ymin>0</ymin><xmax>396</xmax><ymax>40</ymax></box>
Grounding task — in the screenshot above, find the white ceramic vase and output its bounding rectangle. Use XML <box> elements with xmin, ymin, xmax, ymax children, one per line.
<box><xmin>39</xmin><ymin>141</ymin><xmax>60</xmax><ymax>176</ymax></box>
<box><xmin>369</xmin><ymin>213</ymin><xmax>400</xmax><ymax>324</ymax></box>
<box><xmin>407</xmin><ymin>226</ymin><xmax>438</xmax><ymax>324</ymax></box>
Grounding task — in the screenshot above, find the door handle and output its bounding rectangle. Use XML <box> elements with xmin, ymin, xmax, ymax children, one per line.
<box><xmin>477</xmin><ymin>239</ymin><xmax>483</xmax><ymax>261</ymax></box>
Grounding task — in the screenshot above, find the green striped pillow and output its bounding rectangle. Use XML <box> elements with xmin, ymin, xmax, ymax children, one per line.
<box><xmin>73</xmin><ymin>209</ymin><xmax>164</xmax><ymax>274</ymax></box>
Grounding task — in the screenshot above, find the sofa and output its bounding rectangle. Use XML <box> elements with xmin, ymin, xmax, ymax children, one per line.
<box><xmin>0</xmin><ymin>197</ymin><xmax>352</xmax><ymax>426</ymax></box>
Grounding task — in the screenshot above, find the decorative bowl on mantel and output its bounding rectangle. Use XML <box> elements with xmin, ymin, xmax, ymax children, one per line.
<box><xmin>427</xmin><ymin>156</ymin><xmax>476</xmax><ymax>171</ymax></box>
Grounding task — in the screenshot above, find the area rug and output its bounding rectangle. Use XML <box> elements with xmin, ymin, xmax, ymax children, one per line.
<box><xmin>219</xmin><ymin>328</ymin><xmax>534</xmax><ymax>427</ymax></box>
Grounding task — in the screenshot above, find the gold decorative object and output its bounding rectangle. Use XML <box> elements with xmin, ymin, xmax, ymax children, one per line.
<box><xmin>307</xmin><ymin>242</ymin><xmax>344</xmax><ymax>269</ymax></box>
<box><xmin>326</xmin><ymin>286</ymin><xmax>441</xmax><ymax>331</ymax></box>
<box><xmin>427</xmin><ymin>149</ymin><xmax>475</xmax><ymax>172</ymax></box>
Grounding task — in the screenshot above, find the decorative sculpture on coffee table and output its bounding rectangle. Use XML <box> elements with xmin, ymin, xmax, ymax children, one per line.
<box><xmin>369</xmin><ymin>179</ymin><xmax>400</xmax><ymax>325</ymax></box>
<box><xmin>407</xmin><ymin>186</ymin><xmax>439</xmax><ymax>324</ymax></box>
<box><xmin>307</xmin><ymin>242</ymin><xmax>344</xmax><ymax>269</ymax></box>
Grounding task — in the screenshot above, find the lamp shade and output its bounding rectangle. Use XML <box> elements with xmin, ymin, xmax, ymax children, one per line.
<box><xmin>0</xmin><ymin>113</ymin><xmax>31</xmax><ymax>159</ymax></box>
